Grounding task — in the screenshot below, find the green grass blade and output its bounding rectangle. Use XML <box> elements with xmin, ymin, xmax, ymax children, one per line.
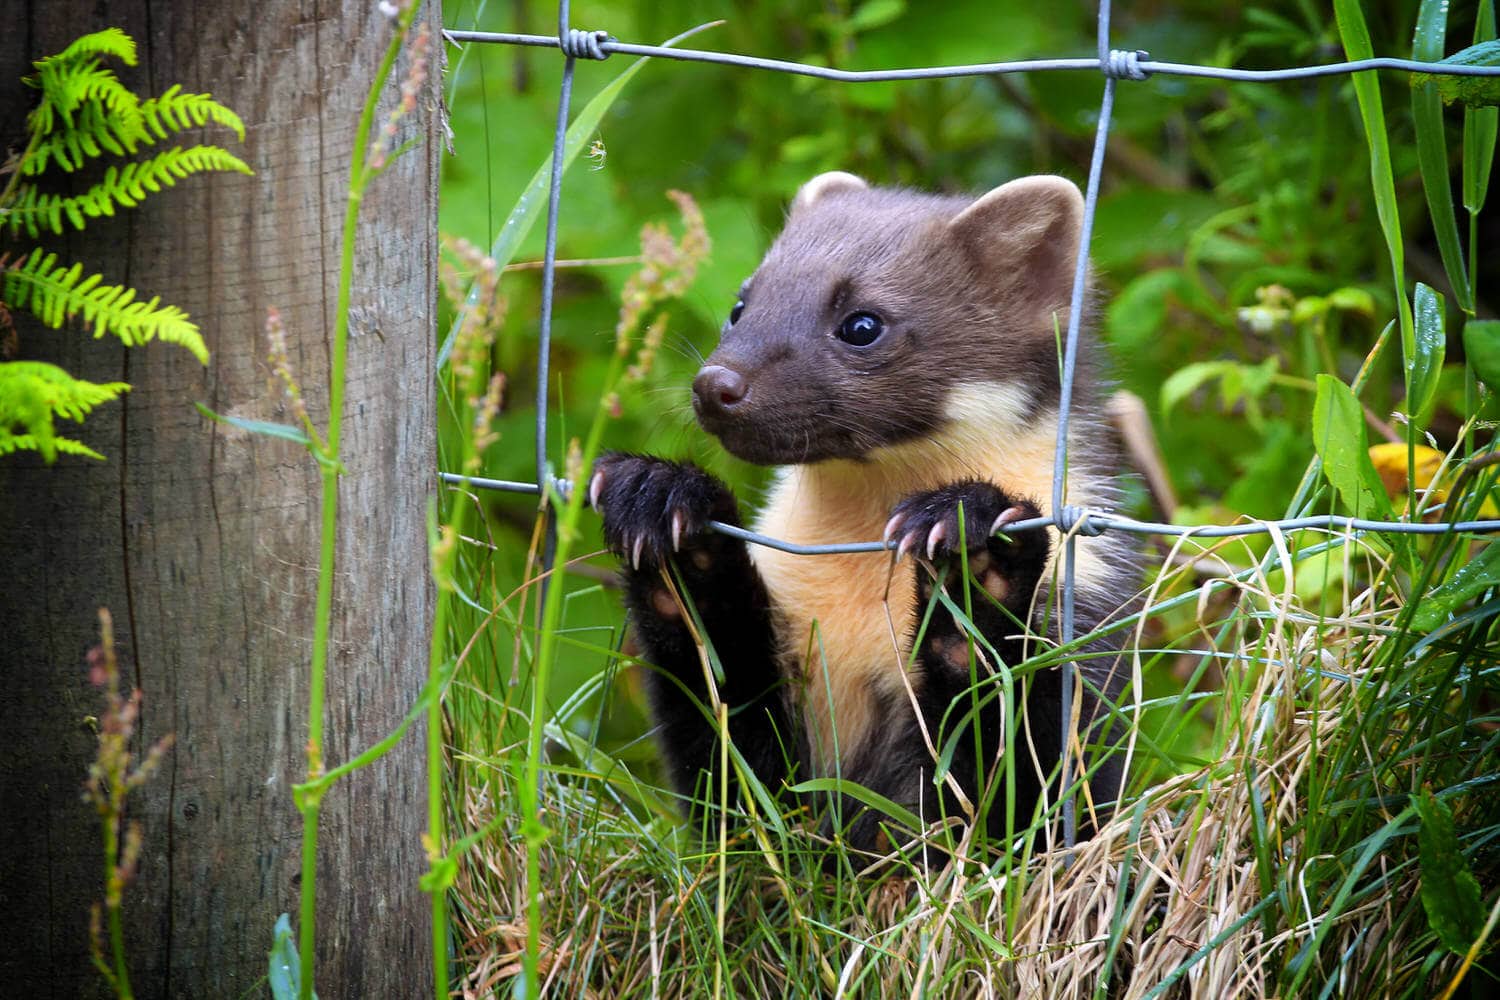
<box><xmin>789</xmin><ymin>777</ymin><xmax>924</xmax><ymax>833</ymax></box>
<box><xmin>1464</xmin><ymin>1</ymin><xmax>1498</xmax><ymax>215</ymax></box>
<box><xmin>436</xmin><ymin>22</ymin><xmax>719</xmax><ymax>370</ymax></box>
<box><xmin>1409</xmin><ymin>283</ymin><xmax>1446</xmax><ymax>425</ymax></box>
<box><xmin>1412</xmin><ymin>0</ymin><xmax>1472</xmax><ymax>313</ymax></box>
<box><xmin>1335</xmin><ymin>0</ymin><xmax>1415</xmax><ymax>363</ymax></box>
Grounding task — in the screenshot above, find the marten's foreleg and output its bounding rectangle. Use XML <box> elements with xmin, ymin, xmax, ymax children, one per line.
<box><xmin>590</xmin><ymin>453</ymin><xmax>795</xmax><ymax>814</ymax></box>
<box><xmin>883</xmin><ymin>481</ymin><xmax>1057</xmax><ymax>836</ymax></box>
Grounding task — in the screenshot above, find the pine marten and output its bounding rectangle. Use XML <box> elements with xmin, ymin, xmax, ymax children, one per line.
<box><xmin>590</xmin><ymin>172</ymin><xmax>1139</xmax><ymax>857</ymax></box>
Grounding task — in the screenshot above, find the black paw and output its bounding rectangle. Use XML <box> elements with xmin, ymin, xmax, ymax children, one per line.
<box><xmin>589</xmin><ymin>452</ymin><xmax>737</xmax><ymax>569</ymax></box>
<box><xmin>885</xmin><ymin>482</ymin><xmax>1048</xmax><ymax>600</ymax></box>
<box><xmin>885</xmin><ymin>482</ymin><xmax>1039</xmax><ymax>560</ymax></box>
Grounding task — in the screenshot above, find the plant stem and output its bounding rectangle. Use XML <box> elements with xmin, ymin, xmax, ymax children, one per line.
<box><xmin>427</xmin><ymin>569</ymin><xmax>453</xmax><ymax>997</ymax></box>
<box><xmin>295</xmin><ymin>7</ymin><xmax>420</xmax><ymax>997</ymax></box>
<box><xmin>297</xmin><ymin>473</ymin><xmax>335</xmax><ymax>997</ymax></box>
<box><xmin>521</xmin><ymin>345</ymin><xmax>629</xmax><ymax>1000</ymax></box>
<box><xmin>102</xmin><ymin>814</ymin><xmax>133</xmax><ymax>1000</ymax></box>
<box><xmin>0</xmin><ymin>126</ymin><xmax>41</xmax><ymax>208</ymax></box>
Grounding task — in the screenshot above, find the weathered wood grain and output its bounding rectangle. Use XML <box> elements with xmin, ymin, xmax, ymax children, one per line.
<box><xmin>0</xmin><ymin>2</ymin><xmax>439</xmax><ymax>995</ymax></box>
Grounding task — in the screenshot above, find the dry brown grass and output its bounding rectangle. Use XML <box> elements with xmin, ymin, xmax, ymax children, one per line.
<box><xmin>447</xmin><ymin>527</ymin><xmax>1497</xmax><ymax>998</ymax></box>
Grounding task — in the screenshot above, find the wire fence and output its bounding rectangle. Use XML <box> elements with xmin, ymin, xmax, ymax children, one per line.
<box><xmin>441</xmin><ymin>0</ymin><xmax>1500</xmax><ymax>847</ymax></box>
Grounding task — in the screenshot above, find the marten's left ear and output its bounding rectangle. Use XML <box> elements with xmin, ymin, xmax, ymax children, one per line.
<box><xmin>792</xmin><ymin>171</ymin><xmax>868</xmax><ymax>214</ymax></box>
<box><xmin>948</xmin><ymin>176</ymin><xmax>1084</xmax><ymax>309</ymax></box>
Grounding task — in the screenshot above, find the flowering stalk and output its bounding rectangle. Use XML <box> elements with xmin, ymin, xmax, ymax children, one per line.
<box><xmin>295</xmin><ymin>3</ymin><xmax>425</xmax><ymax>997</ymax></box>
<box><xmin>84</xmin><ymin>608</ymin><xmax>173</xmax><ymax>1000</ymax></box>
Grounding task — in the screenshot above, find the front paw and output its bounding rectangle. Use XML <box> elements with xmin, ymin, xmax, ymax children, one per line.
<box><xmin>884</xmin><ymin>482</ymin><xmax>1038</xmax><ymax>561</ymax></box>
<box><xmin>589</xmin><ymin>453</ymin><xmax>737</xmax><ymax>569</ymax></box>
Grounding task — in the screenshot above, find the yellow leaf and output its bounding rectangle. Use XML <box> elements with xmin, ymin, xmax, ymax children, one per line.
<box><xmin>1368</xmin><ymin>442</ymin><xmax>1499</xmax><ymax>517</ymax></box>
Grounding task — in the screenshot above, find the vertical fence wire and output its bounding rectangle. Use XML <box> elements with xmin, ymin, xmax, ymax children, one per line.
<box><xmin>530</xmin><ymin>0</ymin><xmax>580</xmax><ymax>604</ymax></box>
<box><xmin>443</xmin><ymin>2</ymin><xmax>1500</xmax><ymax>854</ymax></box>
<box><xmin>1052</xmin><ymin>0</ymin><xmax>1122</xmax><ymax>848</ymax></box>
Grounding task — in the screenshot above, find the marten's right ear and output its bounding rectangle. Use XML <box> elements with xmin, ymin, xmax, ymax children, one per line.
<box><xmin>948</xmin><ymin>176</ymin><xmax>1084</xmax><ymax>312</ymax></box>
<box><xmin>792</xmin><ymin>171</ymin><xmax>868</xmax><ymax>213</ymax></box>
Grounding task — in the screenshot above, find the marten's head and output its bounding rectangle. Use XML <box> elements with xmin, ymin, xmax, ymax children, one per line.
<box><xmin>693</xmin><ymin>172</ymin><xmax>1086</xmax><ymax>466</ymax></box>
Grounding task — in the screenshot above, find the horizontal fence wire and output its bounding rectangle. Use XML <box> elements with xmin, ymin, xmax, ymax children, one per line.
<box><xmin>444</xmin><ymin>0</ymin><xmax>1500</xmax><ymax>848</ymax></box>
<box><xmin>444</xmin><ymin>29</ymin><xmax>1500</xmax><ymax>83</ymax></box>
<box><xmin>437</xmin><ymin>472</ymin><xmax>1500</xmax><ymax>554</ymax></box>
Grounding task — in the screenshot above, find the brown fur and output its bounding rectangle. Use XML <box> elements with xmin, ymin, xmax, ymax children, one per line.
<box><xmin>702</xmin><ymin>173</ymin><xmax>1135</xmax><ymax>784</ymax></box>
<box><xmin>603</xmin><ymin>174</ymin><xmax>1139</xmax><ymax>847</ymax></box>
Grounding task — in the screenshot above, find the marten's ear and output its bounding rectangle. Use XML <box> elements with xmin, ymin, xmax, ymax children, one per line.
<box><xmin>792</xmin><ymin>171</ymin><xmax>868</xmax><ymax>213</ymax></box>
<box><xmin>948</xmin><ymin>176</ymin><xmax>1084</xmax><ymax>310</ymax></box>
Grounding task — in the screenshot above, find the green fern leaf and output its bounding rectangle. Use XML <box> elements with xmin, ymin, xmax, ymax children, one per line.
<box><xmin>0</xmin><ymin>359</ymin><xmax>130</xmax><ymax>462</ymax></box>
<box><xmin>24</xmin><ymin>100</ymin><xmax>138</xmax><ymax>174</ymax></box>
<box><xmin>141</xmin><ymin>85</ymin><xmax>247</xmax><ymax>143</ymax></box>
<box><xmin>18</xmin><ymin>29</ymin><xmax>149</xmax><ymax>173</ymax></box>
<box><xmin>0</xmin><ymin>432</ymin><xmax>108</xmax><ymax>461</ymax></box>
<box><xmin>25</xmin><ymin>85</ymin><xmax>247</xmax><ymax>175</ymax></box>
<box><xmin>3</xmin><ymin>248</ymin><xmax>209</xmax><ymax>363</ymax></box>
<box><xmin>30</xmin><ymin>59</ymin><xmax>142</xmax><ymax>137</ymax></box>
<box><xmin>45</xmin><ymin>28</ymin><xmax>138</xmax><ymax>68</ymax></box>
<box><xmin>5</xmin><ymin>145</ymin><xmax>253</xmax><ymax>238</ymax></box>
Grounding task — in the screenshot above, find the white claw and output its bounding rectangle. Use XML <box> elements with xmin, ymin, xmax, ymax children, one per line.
<box><xmin>883</xmin><ymin>512</ymin><xmax>906</xmax><ymax>547</ymax></box>
<box><xmin>896</xmin><ymin>531</ymin><xmax>918</xmax><ymax>562</ymax></box>
<box><xmin>926</xmin><ymin>521</ymin><xmax>948</xmax><ymax>561</ymax></box>
<box><xmin>589</xmin><ymin>471</ymin><xmax>605</xmax><ymax>511</ymax></box>
<box><xmin>631</xmin><ymin>534</ymin><xmax>645</xmax><ymax>570</ymax></box>
<box><xmin>991</xmin><ymin>505</ymin><xmax>1025</xmax><ymax>534</ymax></box>
<box><xmin>671</xmin><ymin>509</ymin><xmax>686</xmax><ymax>551</ymax></box>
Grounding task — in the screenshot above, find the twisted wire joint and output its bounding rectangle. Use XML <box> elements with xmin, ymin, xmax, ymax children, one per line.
<box><xmin>1056</xmin><ymin>505</ymin><xmax>1106</xmax><ymax>537</ymax></box>
<box><xmin>1102</xmin><ymin>49</ymin><xmax>1151</xmax><ymax>80</ymax></box>
<box><xmin>560</xmin><ymin>28</ymin><xmax>611</xmax><ymax>60</ymax></box>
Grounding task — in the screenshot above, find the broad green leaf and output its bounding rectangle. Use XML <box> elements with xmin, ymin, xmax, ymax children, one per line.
<box><xmin>1412</xmin><ymin>1</ymin><xmax>1473</xmax><ymax>312</ymax></box>
<box><xmin>1160</xmin><ymin>360</ymin><xmax>1238</xmax><ymax>418</ymax></box>
<box><xmin>1161</xmin><ymin>358</ymin><xmax>1278</xmax><ymax>429</ymax></box>
<box><xmin>1463</xmin><ymin>319</ymin><xmax>1500</xmax><ymax>385</ymax></box>
<box><xmin>1413</xmin><ymin>541</ymin><xmax>1500</xmax><ymax>631</ymax></box>
<box><xmin>1106</xmin><ymin>269</ymin><xmax>1185</xmax><ymax>353</ymax></box>
<box><xmin>436</xmin><ymin>23</ymin><xmax>719</xmax><ymax>370</ymax></box>
<box><xmin>1411</xmin><ymin>40</ymin><xmax>1500</xmax><ymax>107</ymax></box>
<box><xmin>1466</xmin><ymin>3</ymin><xmax>1499</xmax><ymax>216</ymax></box>
<box><xmin>1312</xmin><ymin>374</ymin><xmax>1391</xmax><ymax>520</ymax></box>
<box><xmin>1408</xmin><ymin>283</ymin><xmax>1446</xmax><ymax>424</ymax></box>
<box><xmin>194</xmin><ymin>402</ymin><xmax>311</xmax><ymax>445</ymax></box>
<box><xmin>846</xmin><ymin>0</ymin><xmax>906</xmax><ymax>33</ymax></box>
<box><xmin>1413</xmin><ymin>789</ymin><xmax>1484</xmax><ymax>953</ymax></box>
<box><xmin>1336</xmin><ymin>0</ymin><xmax>1415</xmax><ymax>367</ymax></box>
<box><xmin>268</xmin><ymin>913</ymin><xmax>316</xmax><ymax>1000</ymax></box>
<box><xmin>1327</xmin><ymin>287</ymin><xmax>1377</xmax><ymax>314</ymax></box>
<box><xmin>790</xmin><ymin>777</ymin><xmax>924</xmax><ymax>832</ymax></box>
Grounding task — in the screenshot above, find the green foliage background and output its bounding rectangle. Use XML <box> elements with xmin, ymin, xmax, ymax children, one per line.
<box><xmin>440</xmin><ymin>0</ymin><xmax>1492</xmax><ymax>754</ymax></box>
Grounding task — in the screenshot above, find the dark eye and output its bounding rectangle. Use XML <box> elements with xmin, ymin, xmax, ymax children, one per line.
<box><xmin>728</xmin><ymin>300</ymin><xmax>745</xmax><ymax>325</ymax></box>
<box><xmin>837</xmin><ymin>311</ymin><xmax>884</xmax><ymax>346</ymax></box>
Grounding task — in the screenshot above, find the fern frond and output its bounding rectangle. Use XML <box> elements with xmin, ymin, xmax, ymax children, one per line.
<box><xmin>0</xmin><ymin>432</ymin><xmax>107</xmax><ymax>461</ymax></box>
<box><xmin>4</xmin><ymin>145</ymin><xmax>253</xmax><ymax>238</ymax></box>
<box><xmin>3</xmin><ymin>248</ymin><xmax>209</xmax><ymax>363</ymax></box>
<box><xmin>29</xmin><ymin>59</ymin><xmax>142</xmax><ymax>137</ymax></box>
<box><xmin>43</xmin><ymin>28</ymin><xmax>138</xmax><ymax>69</ymax></box>
<box><xmin>22</xmin><ymin>85</ymin><xmax>248</xmax><ymax>177</ymax></box>
<box><xmin>23</xmin><ymin>101</ymin><xmax>140</xmax><ymax>174</ymax></box>
<box><xmin>0</xmin><ymin>358</ymin><xmax>130</xmax><ymax>462</ymax></box>
<box><xmin>141</xmin><ymin>85</ymin><xmax>246</xmax><ymax>143</ymax></box>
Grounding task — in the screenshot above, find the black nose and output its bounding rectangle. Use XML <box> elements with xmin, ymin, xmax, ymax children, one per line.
<box><xmin>693</xmin><ymin>365</ymin><xmax>749</xmax><ymax>415</ymax></box>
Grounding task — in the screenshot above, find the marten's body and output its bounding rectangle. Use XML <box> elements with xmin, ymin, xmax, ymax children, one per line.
<box><xmin>592</xmin><ymin>173</ymin><xmax>1139</xmax><ymax>855</ymax></box>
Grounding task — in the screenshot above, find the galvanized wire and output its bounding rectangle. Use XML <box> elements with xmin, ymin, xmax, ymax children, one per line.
<box><xmin>444</xmin><ymin>3</ymin><xmax>1500</xmax><ymax>850</ymax></box>
<box><xmin>443</xmin><ymin>29</ymin><xmax>1500</xmax><ymax>83</ymax></box>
